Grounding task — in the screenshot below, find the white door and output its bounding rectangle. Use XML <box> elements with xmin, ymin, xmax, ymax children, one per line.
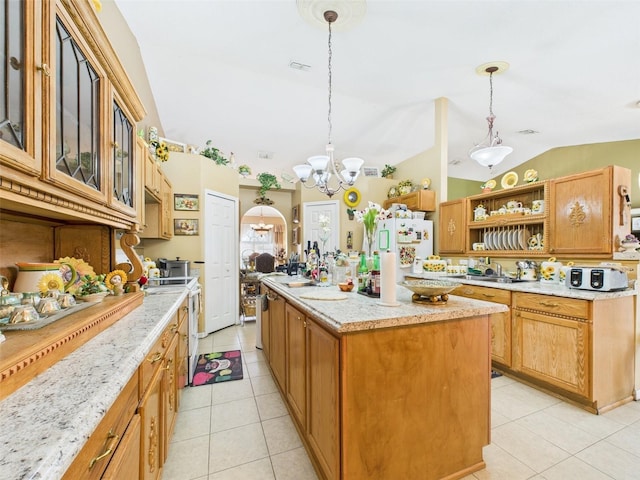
<box><xmin>302</xmin><ymin>201</ymin><xmax>340</xmax><ymax>254</ymax></box>
<box><xmin>204</xmin><ymin>190</ymin><xmax>238</xmax><ymax>334</ymax></box>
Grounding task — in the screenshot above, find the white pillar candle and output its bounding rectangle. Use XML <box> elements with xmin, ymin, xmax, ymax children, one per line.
<box><xmin>380</xmin><ymin>250</ymin><xmax>397</xmax><ymax>306</ymax></box>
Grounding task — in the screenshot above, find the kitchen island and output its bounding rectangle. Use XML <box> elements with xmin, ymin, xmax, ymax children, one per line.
<box><xmin>260</xmin><ymin>276</ymin><xmax>508</xmax><ymax>480</ymax></box>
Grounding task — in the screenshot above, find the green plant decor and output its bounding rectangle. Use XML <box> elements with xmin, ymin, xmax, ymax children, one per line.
<box><xmin>200</xmin><ymin>140</ymin><xmax>228</xmax><ymax>165</ymax></box>
<box><xmin>381</xmin><ymin>164</ymin><xmax>396</xmax><ymax>178</ymax></box>
<box><xmin>256</xmin><ymin>172</ymin><xmax>281</xmax><ymax>201</ymax></box>
<box><xmin>238</xmin><ymin>164</ymin><xmax>251</xmax><ymax>176</ymax></box>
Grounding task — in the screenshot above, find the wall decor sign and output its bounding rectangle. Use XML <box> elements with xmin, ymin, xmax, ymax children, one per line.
<box><xmin>174</xmin><ymin>194</ymin><xmax>199</xmax><ymax>211</ymax></box>
<box><xmin>292</xmin><ymin>226</ymin><xmax>300</xmax><ymax>245</ymax></box>
<box><xmin>174</xmin><ymin>219</ymin><xmax>199</xmax><ymax>236</ymax></box>
<box><xmin>159</xmin><ymin>137</ymin><xmax>187</xmax><ymax>153</ymax></box>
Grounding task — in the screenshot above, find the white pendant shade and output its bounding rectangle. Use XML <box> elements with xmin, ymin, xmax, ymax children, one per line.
<box><xmin>307</xmin><ymin>155</ymin><xmax>330</xmax><ymax>172</ymax></box>
<box><xmin>470</xmin><ymin>145</ymin><xmax>513</xmax><ymax>167</ymax></box>
<box><xmin>341</xmin><ymin>157</ymin><xmax>364</xmax><ymax>172</ymax></box>
<box><xmin>293</xmin><ymin>164</ymin><xmax>313</xmax><ymax>181</ymax></box>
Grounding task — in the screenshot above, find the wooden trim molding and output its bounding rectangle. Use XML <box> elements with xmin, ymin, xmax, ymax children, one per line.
<box><xmin>0</xmin><ymin>292</ymin><xmax>144</xmax><ymax>401</ymax></box>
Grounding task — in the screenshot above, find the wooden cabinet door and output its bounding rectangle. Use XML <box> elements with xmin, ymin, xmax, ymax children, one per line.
<box><xmin>550</xmin><ymin>167</ymin><xmax>612</xmax><ymax>254</ymax></box>
<box><xmin>161</xmin><ymin>175</ymin><xmax>173</xmax><ymax>239</ymax></box>
<box><xmin>102</xmin><ymin>414</ymin><xmax>141</xmax><ymax>480</ymax></box>
<box><xmin>269</xmin><ymin>292</ymin><xmax>286</xmax><ymax>391</ymax></box>
<box><xmin>163</xmin><ymin>333</ymin><xmax>179</xmax><ymax>463</ymax></box>
<box><xmin>139</xmin><ymin>368</ymin><xmax>163</xmax><ymax>480</ymax></box>
<box><xmin>285</xmin><ymin>303</ymin><xmax>306</xmax><ymax>427</ymax></box>
<box><xmin>513</xmin><ymin>308</ymin><xmax>589</xmax><ymax>397</ymax></box>
<box><xmin>144</xmin><ymin>152</ymin><xmax>161</xmax><ymax>200</ymax></box>
<box><xmin>306</xmin><ymin>319</ymin><xmax>340</xmax><ymax>480</ymax></box>
<box><xmin>438</xmin><ymin>199</ymin><xmax>467</xmax><ymax>253</ymax></box>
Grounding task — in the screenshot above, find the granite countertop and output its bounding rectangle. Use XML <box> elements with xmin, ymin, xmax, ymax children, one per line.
<box><xmin>262</xmin><ymin>276</ymin><xmax>508</xmax><ymax>333</ymax></box>
<box><xmin>406</xmin><ymin>272</ymin><xmax>638</xmax><ymax>300</ymax></box>
<box><xmin>0</xmin><ymin>288</ymin><xmax>189</xmax><ymax>480</ymax></box>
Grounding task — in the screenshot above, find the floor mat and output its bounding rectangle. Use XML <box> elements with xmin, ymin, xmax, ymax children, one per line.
<box><xmin>192</xmin><ymin>350</ymin><xmax>243</xmax><ymax>386</ymax></box>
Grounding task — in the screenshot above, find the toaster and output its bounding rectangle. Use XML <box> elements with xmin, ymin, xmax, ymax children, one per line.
<box><xmin>566</xmin><ymin>266</ymin><xmax>628</xmax><ymax>292</ymax></box>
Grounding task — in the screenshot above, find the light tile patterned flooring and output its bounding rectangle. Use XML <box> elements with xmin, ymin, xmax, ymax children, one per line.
<box><xmin>162</xmin><ymin>321</ymin><xmax>640</xmax><ymax>480</ymax></box>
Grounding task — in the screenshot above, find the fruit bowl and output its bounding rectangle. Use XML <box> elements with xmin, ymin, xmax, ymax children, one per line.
<box><xmin>338</xmin><ymin>282</ymin><xmax>354</xmax><ymax>292</ymax></box>
<box><xmin>399</xmin><ymin>279</ymin><xmax>461</xmax><ymax>303</ymax></box>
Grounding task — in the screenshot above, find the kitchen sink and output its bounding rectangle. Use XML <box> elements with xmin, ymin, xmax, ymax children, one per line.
<box><xmin>464</xmin><ymin>275</ymin><xmax>530</xmax><ymax>284</ymax></box>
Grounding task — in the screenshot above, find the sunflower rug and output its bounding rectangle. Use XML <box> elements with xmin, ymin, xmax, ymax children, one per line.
<box><xmin>192</xmin><ymin>350</ymin><xmax>243</xmax><ymax>386</ymax></box>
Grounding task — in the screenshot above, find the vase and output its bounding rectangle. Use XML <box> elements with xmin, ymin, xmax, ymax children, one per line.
<box><xmin>365</xmin><ymin>228</ymin><xmax>376</xmax><ymax>260</ymax></box>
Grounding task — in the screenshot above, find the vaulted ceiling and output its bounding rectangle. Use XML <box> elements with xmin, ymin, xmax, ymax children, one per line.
<box><xmin>114</xmin><ymin>0</ymin><xmax>640</xmax><ymax>183</ymax></box>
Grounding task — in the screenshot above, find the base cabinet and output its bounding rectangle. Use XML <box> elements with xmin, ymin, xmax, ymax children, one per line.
<box><xmin>512</xmin><ymin>292</ymin><xmax>635</xmax><ymax>413</ymax></box>
<box><xmin>102</xmin><ymin>414</ymin><xmax>141</xmax><ymax>480</ymax></box>
<box><xmin>285</xmin><ymin>303</ymin><xmax>307</xmax><ymax>427</ymax></box>
<box><xmin>452</xmin><ymin>284</ymin><xmax>512</xmax><ymax>367</ymax></box>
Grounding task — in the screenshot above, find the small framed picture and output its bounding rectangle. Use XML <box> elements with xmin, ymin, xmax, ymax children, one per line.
<box><xmin>363</xmin><ymin>166</ymin><xmax>380</xmax><ymax>177</ymax></box>
<box><xmin>632</xmin><ymin>216</ymin><xmax>640</xmax><ymax>232</ymax></box>
<box><xmin>174</xmin><ymin>194</ymin><xmax>199</xmax><ymax>211</ymax></box>
<box><xmin>292</xmin><ymin>204</ymin><xmax>300</xmax><ymax>224</ymax></box>
<box><xmin>292</xmin><ymin>226</ymin><xmax>300</xmax><ymax>245</ymax></box>
<box><xmin>159</xmin><ymin>137</ymin><xmax>187</xmax><ymax>153</ymax></box>
<box><xmin>174</xmin><ymin>219</ymin><xmax>199</xmax><ymax>236</ymax></box>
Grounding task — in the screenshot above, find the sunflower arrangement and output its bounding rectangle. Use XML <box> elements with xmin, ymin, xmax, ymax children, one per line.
<box><xmin>151</xmin><ymin>140</ymin><xmax>169</xmax><ymax>162</ymax></box>
<box><xmin>37</xmin><ymin>273</ymin><xmax>65</xmax><ymax>294</ymax></box>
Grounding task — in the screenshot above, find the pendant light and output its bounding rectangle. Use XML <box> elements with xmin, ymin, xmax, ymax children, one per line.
<box><xmin>293</xmin><ymin>10</ymin><xmax>364</xmax><ymax>197</ymax></box>
<box><xmin>470</xmin><ymin>62</ymin><xmax>512</xmax><ymax>170</ymax></box>
<box><xmin>251</xmin><ymin>208</ymin><xmax>274</xmax><ymax>235</ymax></box>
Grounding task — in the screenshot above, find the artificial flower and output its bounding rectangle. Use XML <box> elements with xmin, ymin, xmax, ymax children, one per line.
<box><xmin>354</xmin><ymin>202</ymin><xmax>389</xmax><ymax>235</ymax></box>
<box><xmin>37</xmin><ymin>273</ymin><xmax>64</xmax><ymax>294</ymax></box>
<box><xmin>151</xmin><ymin>141</ymin><xmax>169</xmax><ymax>162</ymax></box>
<box><xmin>76</xmin><ymin>274</ymin><xmax>109</xmax><ymax>297</ymax></box>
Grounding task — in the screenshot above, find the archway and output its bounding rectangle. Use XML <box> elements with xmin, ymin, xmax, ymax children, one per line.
<box><xmin>240</xmin><ymin>205</ymin><xmax>287</xmax><ymax>270</ymax></box>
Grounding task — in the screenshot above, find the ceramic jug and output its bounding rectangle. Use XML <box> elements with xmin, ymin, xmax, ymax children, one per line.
<box><xmin>14</xmin><ymin>262</ymin><xmax>76</xmax><ymax>293</ymax></box>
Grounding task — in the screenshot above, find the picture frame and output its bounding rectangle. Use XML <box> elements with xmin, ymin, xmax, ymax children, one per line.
<box><xmin>292</xmin><ymin>226</ymin><xmax>300</xmax><ymax>245</ymax></box>
<box><xmin>174</xmin><ymin>194</ymin><xmax>199</xmax><ymax>211</ymax></box>
<box><xmin>159</xmin><ymin>136</ymin><xmax>187</xmax><ymax>153</ymax></box>
<box><xmin>292</xmin><ymin>204</ymin><xmax>300</xmax><ymax>224</ymax></box>
<box><xmin>363</xmin><ymin>166</ymin><xmax>380</xmax><ymax>177</ymax></box>
<box><xmin>174</xmin><ymin>219</ymin><xmax>199</xmax><ymax>236</ymax></box>
<box><xmin>632</xmin><ymin>216</ymin><xmax>640</xmax><ymax>232</ymax></box>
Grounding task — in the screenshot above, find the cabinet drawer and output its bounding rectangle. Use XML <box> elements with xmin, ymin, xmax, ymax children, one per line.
<box><xmin>453</xmin><ymin>284</ymin><xmax>511</xmax><ymax>305</ymax></box>
<box><xmin>139</xmin><ymin>320</ymin><xmax>179</xmax><ymax>394</ymax></box>
<box><xmin>513</xmin><ymin>292</ymin><xmax>589</xmax><ymax>319</ymax></box>
<box><xmin>63</xmin><ymin>374</ymin><xmax>138</xmax><ymax>480</ymax></box>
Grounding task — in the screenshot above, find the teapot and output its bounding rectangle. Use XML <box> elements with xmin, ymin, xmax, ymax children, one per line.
<box><xmin>14</xmin><ymin>262</ymin><xmax>76</xmax><ymax>293</ymax></box>
<box><xmin>516</xmin><ymin>260</ymin><xmax>539</xmax><ymax>281</ymax></box>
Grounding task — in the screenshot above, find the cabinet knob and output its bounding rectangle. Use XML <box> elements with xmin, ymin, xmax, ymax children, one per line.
<box><xmin>37</xmin><ymin>63</ymin><xmax>50</xmax><ymax>77</ymax></box>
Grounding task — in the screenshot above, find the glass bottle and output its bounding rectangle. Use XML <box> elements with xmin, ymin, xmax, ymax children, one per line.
<box><xmin>357</xmin><ymin>251</ymin><xmax>369</xmax><ymax>292</ymax></box>
<box><xmin>371</xmin><ymin>251</ymin><xmax>381</xmax><ymax>295</ymax></box>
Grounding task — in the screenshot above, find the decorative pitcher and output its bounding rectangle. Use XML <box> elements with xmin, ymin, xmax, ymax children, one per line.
<box><xmin>14</xmin><ymin>262</ymin><xmax>76</xmax><ymax>293</ymax></box>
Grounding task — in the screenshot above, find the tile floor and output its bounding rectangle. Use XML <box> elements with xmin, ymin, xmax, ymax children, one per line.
<box><xmin>162</xmin><ymin>321</ymin><xmax>640</xmax><ymax>480</ymax></box>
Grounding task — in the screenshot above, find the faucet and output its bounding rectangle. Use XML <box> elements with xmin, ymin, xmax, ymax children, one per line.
<box><xmin>493</xmin><ymin>262</ymin><xmax>503</xmax><ymax>277</ymax></box>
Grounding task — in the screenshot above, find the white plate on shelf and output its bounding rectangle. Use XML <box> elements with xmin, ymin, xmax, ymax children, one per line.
<box><xmin>519</xmin><ymin>228</ymin><xmax>530</xmax><ymax>249</ymax></box>
<box><xmin>511</xmin><ymin>230</ymin><xmax>519</xmax><ymax>249</ymax></box>
<box><xmin>485</xmin><ymin>232</ymin><xmax>494</xmax><ymax>250</ymax></box>
<box><xmin>501</xmin><ymin>171</ymin><xmax>519</xmax><ymax>189</ymax></box>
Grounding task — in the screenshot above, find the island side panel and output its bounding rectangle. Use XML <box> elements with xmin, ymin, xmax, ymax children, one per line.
<box><xmin>341</xmin><ymin>315</ymin><xmax>491</xmax><ymax>480</ymax></box>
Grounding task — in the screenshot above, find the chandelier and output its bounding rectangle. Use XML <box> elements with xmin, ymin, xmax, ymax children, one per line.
<box><xmin>470</xmin><ymin>62</ymin><xmax>513</xmax><ymax>169</ymax></box>
<box><xmin>292</xmin><ymin>10</ymin><xmax>364</xmax><ymax>197</ymax></box>
<box><xmin>251</xmin><ymin>208</ymin><xmax>274</xmax><ymax>235</ymax></box>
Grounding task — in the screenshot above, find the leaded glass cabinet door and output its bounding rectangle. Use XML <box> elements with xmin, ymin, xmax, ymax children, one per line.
<box><xmin>111</xmin><ymin>99</ymin><xmax>136</xmax><ymax>214</ymax></box>
<box><xmin>50</xmin><ymin>12</ymin><xmax>106</xmax><ymax>201</ymax></box>
<box><xmin>0</xmin><ymin>0</ymin><xmax>41</xmax><ymax>173</ymax></box>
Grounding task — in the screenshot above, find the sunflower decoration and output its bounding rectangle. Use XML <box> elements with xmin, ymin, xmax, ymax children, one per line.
<box><xmin>37</xmin><ymin>273</ymin><xmax>64</xmax><ymax>294</ymax></box>
<box><xmin>151</xmin><ymin>140</ymin><xmax>169</xmax><ymax>162</ymax></box>
<box><xmin>105</xmin><ymin>269</ymin><xmax>128</xmax><ymax>295</ymax></box>
<box><xmin>55</xmin><ymin>257</ymin><xmax>95</xmax><ymax>294</ymax></box>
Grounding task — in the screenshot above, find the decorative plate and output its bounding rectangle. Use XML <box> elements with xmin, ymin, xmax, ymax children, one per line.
<box><xmin>399</xmin><ymin>246</ymin><xmax>416</xmax><ymax>267</ymax></box>
<box><xmin>399</xmin><ymin>279</ymin><xmax>461</xmax><ymax>297</ymax></box>
<box><xmin>387</xmin><ymin>186</ymin><xmax>398</xmax><ymax>199</ymax></box>
<box><xmin>524</xmin><ymin>169</ymin><xmax>538</xmax><ymax>183</ymax></box>
<box><xmin>420</xmin><ymin>177</ymin><xmax>431</xmax><ymax>189</ymax></box>
<box><xmin>501</xmin><ymin>171</ymin><xmax>518</xmax><ymax>189</ymax></box>
<box><xmin>484</xmin><ymin>179</ymin><xmax>497</xmax><ymax>190</ymax></box>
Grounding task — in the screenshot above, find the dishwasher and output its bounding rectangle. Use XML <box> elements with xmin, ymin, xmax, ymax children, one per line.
<box><xmin>255</xmin><ymin>293</ymin><xmax>267</xmax><ymax>349</ymax></box>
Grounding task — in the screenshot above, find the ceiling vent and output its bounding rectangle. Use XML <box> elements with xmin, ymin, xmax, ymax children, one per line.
<box><xmin>289</xmin><ymin>61</ymin><xmax>311</xmax><ymax>71</ymax></box>
<box><xmin>517</xmin><ymin>129</ymin><xmax>539</xmax><ymax>135</ymax></box>
<box><xmin>258</xmin><ymin>151</ymin><xmax>274</xmax><ymax>160</ymax></box>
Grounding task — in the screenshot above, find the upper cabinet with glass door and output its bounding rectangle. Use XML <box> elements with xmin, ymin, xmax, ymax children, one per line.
<box><xmin>0</xmin><ymin>0</ymin><xmax>145</xmax><ymax>227</ymax></box>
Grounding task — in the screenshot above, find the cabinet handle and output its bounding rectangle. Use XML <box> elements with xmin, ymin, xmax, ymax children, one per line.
<box><xmin>147</xmin><ymin>352</ymin><xmax>163</xmax><ymax>364</ymax></box>
<box><xmin>303</xmin><ymin>320</ymin><xmax>307</xmax><ymax>327</ymax></box>
<box><xmin>88</xmin><ymin>430</ymin><xmax>119</xmax><ymax>469</ymax></box>
<box><xmin>37</xmin><ymin>63</ymin><xmax>50</xmax><ymax>76</ymax></box>
<box><xmin>482</xmin><ymin>293</ymin><xmax>496</xmax><ymax>298</ymax></box>
<box><xmin>182</xmin><ymin>306</ymin><xmax>189</xmax><ymax>313</ymax></box>
<box><xmin>164</xmin><ymin>358</ymin><xmax>174</xmax><ymax>370</ymax></box>
<box><xmin>539</xmin><ymin>300</ymin><xmax>560</xmax><ymax>308</ymax></box>
<box><xmin>170</xmin><ymin>323</ymin><xmax>178</xmax><ymax>333</ymax></box>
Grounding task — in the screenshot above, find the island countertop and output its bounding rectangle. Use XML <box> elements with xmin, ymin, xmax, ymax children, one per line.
<box><xmin>261</xmin><ymin>275</ymin><xmax>508</xmax><ymax>333</ymax></box>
